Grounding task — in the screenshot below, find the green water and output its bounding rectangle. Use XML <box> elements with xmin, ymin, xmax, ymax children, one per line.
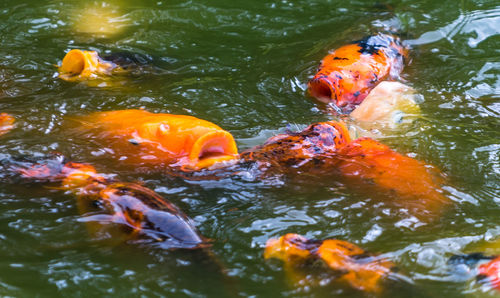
<box><xmin>0</xmin><ymin>0</ymin><xmax>499</xmax><ymax>296</ymax></box>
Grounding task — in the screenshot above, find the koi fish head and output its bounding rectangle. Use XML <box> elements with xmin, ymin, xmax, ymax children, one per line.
<box><xmin>241</xmin><ymin>121</ymin><xmax>351</xmax><ymax>171</ymax></box>
<box><xmin>142</xmin><ymin>122</ymin><xmax>239</xmax><ymax>171</ymax></box>
<box><xmin>308</xmin><ymin>74</ymin><xmax>340</xmax><ymax>104</ymax></box>
<box><xmin>79</xmin><ymin>110</ymin><xmax>240</xmax><ymax>171</ymax></box>
<box><xmin>58</xmin><ymin>49</ymin><xmax>114</xmax><ymax>81</ymax></box>
<box><xmin>186</xmin><ymin>130</ymin><xmax>239</xmax><ymax>170</ymax></box>
<box><xmin>308</xmin><ymin>34</ymin><xmax>408</xmax><ymax>111</ymax></box>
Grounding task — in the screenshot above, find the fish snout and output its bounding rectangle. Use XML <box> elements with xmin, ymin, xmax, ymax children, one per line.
<box><xmin>58</xmin><ymin>49</ymin><xmax>114</xmax><ymax>81</ymax></box>
<box><xmin>186</xmin><ymin>130</ymin><xmax>239</xmax><ymax>170</ymax></box>
<box><xmin>308</xmin><ymin>75</ymin><xmax>337</xmax><ymax>104</ymax></box>
<box><xmin>59</xmin><ymin>49</ymin><xmax>90</xmax><ymax>79</ymax></box>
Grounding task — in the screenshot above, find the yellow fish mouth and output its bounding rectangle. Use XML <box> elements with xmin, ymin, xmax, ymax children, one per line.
<box><xmin>187</xmin><ymin>130</ymin><xmax>239</xmax><ymax>170</ymax></box>
<box><xmin>58</xmin><ymin>49</ymin><xmax>115</xmax><ymax>81</ymax></box>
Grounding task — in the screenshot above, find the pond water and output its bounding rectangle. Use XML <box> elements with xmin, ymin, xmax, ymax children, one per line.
<box><xmin>0</xmin><ymin>0</ymin><xmax>499</xmax><ymax>296</ymax></box>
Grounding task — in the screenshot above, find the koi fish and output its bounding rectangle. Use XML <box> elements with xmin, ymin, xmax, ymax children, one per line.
<box><xmin>58</xmin><ymin>49</ymin><xmax>154</xmax><ymax>85</ymax></box>
<box><xmin>76</xmin><ymin>109</ymin><xmax>239</xmax><ymax>171</ymax></box>
<box><xmin>0</xmin><ymin>113</ymin><xmax>15</xmax><ymax>136</ymax></box>
<box><xmin>11</xmin><ymin>155</ymin><xmax>207</xmax><ymax>249</ymax></box>
<box><xmin>241</xmin><ymin>121</ymin><xmax>449</xmax><ymax>217</ymax></box>
<box><xmin>308</xmin><ymin>34</ymin><xmax>408</xmax><ymax>111</ymax></box>
<box><xmin>264</xmin><ymin>233</ymin><xmax>395</xmax><ymax>293</ymax></box>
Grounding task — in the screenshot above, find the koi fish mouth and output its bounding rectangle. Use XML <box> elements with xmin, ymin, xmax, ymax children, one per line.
<box><xmin>58</xmin><ymin>49</ymin><xmax>114</xmax><ymax>81</ymax></box>
<box><xmin>59</xmin><ymin>49</ymin><xmax>89</xmax><ymax>78</ymax></box>
<box><xmin>187</xmin><ymin>130</ymin><xmax>239</xmax><ymax>170</ymax></box>
<box><xmin>308</xmin><ymin>76</ymin><xmax>336</xmax><ymax>104</ymax></box>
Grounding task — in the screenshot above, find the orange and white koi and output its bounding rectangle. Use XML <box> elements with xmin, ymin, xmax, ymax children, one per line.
<box><xmin>308</xmin><ymin>34</ymin><xmax>408</xmax><ymax>111</ymax></box>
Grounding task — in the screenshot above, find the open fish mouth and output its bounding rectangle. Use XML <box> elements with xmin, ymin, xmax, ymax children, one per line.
<box><xmin>186</xmin><ymin>130</ymin><xmax>239</xmax><ymax>170</ymax></box>
<box><xmin>58</xmin><ymin>49</ymin><xmax>114</xmax><ymax>81</ymax></box>
<box><xmin>308</xmin><ymin>76</ymin><xmax>336</xmax><ymax>104</ymax></box>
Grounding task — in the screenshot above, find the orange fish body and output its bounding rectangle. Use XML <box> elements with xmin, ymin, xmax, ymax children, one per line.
<box><xmin>335</xmin><ymin>138</ymin><xmax>449</xmax><ymax>215</ymax></box>
<box><xmin>0</xmin><ymin>113</ymin><xmax>15</xmax><ymax>136</ymax></box>
<box><xmin>78</xmin><ymin>109</ymin><xmax>239</xmax><ymax>170</ymax></box>
<box><xmin>264</xmin><ymin>233</ymin><xmax>394</xmax><ymax>293</ymax></box>
<box><xmin>242</xmin><ymin>121</ymin><xmax>449</xmax><ymax>217</ymax></box>
<box><xmin>478</xmin><ymin>256</ymin><xmax>500</xmax><ymax>291</ymax></box>
<box><xmin>308</xmin><ymin>34</ymin><xmax>407</xmax><ymax>111</ymax></box>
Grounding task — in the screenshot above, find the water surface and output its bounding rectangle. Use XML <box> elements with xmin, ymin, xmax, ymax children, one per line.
<box><xmin>0</xmin><ymin>0</ymin><xmax>499</xmax><ymax>296</ymax></box>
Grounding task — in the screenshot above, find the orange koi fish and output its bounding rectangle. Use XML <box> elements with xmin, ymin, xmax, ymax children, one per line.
<box><xmin>264</xmin><ymin>233</ymin><xmax>395</xmax><ymax>293</ymax></box>
<box><xmin>308</xmin><ymin>34</ymin><xmax>408</xmax><ymax>111</ymax></box>
<box><xmin>12</xmin><ymin>156</ymin><xmax>207</xmax><ymax>249</ymax></box>
<box><xmin>0</xmin><ymin>113</ymin><xmax>15</xmax><ymax>136</ymax></box>
<box><xmin>242</xmin><ymin>121</ymin><xmax>449</xmax><ymax>217</ymax></box>
<box><xmin>76</xmin><ymin>109</ymin><xmax>239</xmax><ymax>171</ymax></box>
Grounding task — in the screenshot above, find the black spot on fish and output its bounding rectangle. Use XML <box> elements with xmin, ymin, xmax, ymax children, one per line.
<box><xmin>333</xmin><ymin>57</ymin><xmax>348</xmax><ymax>60</ymax></box>
<box><xmin>356</xmin><ymin>34</ymin><xmax>394</xmax><ymax>55</ymax></box>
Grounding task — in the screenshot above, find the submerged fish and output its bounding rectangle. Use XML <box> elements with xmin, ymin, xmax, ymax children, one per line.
<box><xmin>349</xmin><ymin>81</ymin><xmax>422</xmax><ymax>129</ymax></box>
<box><xmin>11</xmin><ymin>156</ymin><xmax>207</xmax><ymax>249</ymax></box>
<box><xmin>308</xmin><ymin>34</ymin><xmax>408</xmax><ymax>111</ymax></box>
<box><xmin>264</xmin><ymin>233</ymin><xmax>395</xmax><ymax>293</ymax></box>
<box><xmin>75</xmin><ymin>109</ymin><xmax>239</xmax><ymax>171</ymax></box>
<box><xmin>241</xmin><ymin>120</ymin><xmax>449</xmax><ymax>218</ymax></box>
<box><xmin>72</xmin><ymin>4</ymin><xmax>128</xmax><ymax>38</ymax></box>
<box><xmin>0</xmin><ymin>113</ymin><xmax>15</xmax><ymax>136</ymax></box>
